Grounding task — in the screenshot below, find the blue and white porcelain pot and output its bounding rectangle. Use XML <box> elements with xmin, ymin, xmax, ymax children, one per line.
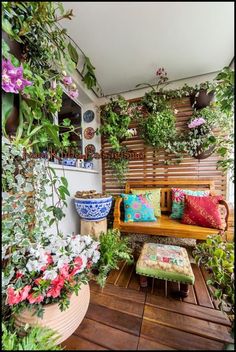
<box><xmin>74</xmin><ymin>196</ymin><xmax>113</xmax><ymax>221</ymax></box>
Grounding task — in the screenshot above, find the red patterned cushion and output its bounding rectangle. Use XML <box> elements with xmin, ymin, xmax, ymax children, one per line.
<box><xmin>181</xmin><ymin>195</ymin><xmax>223</xmax><ymax>230</ymax></box>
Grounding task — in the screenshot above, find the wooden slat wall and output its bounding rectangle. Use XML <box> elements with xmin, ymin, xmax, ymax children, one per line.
<box><xmin>102</xmin><ymin>97</ymin><xmax>227</xmax><ymax>198</ymax></box>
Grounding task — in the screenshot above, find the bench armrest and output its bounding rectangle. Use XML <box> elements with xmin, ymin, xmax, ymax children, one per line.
<box><xmin>113</xmin><ymin>197</ymin><xmax>122</xmax><ymax>229</ymax></box>
<box><xmin>219</xmin><ymin>199</ymin><xmax>229</xmax><ymax>231</ymax></box>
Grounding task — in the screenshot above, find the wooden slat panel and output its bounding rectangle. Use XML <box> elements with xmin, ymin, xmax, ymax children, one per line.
<box><xmin>62</xmin><ymin>334</ymin><xmax>108</xmax><ymax>350</ymax></box>
<box><xmin>192</xmin><ymin>264</ymin><xmax>214</xmax><ymax>308</ymax></box>
<box><xmin>102</xmin><ymin>97</ymin><xmax>227</xmax><ymax>200</ymax></box>
<box><xmin>140</xmin><ymin>319</ymin><xmax>225</xmax><ymax>350</ymax></box>
<box><xmin>75</xmin><ymin>318</ymin><xmax>139</xmax><ymax>350</ymax></box>
<box><xmin>143</xmin><ymin>305</ymin><xmax>233</xmax><ymax>343</ymax></box>
<box><xmin>138</xmin><ymin>337</ymin><xmax>176</xmax><ymax>350</ymax></box>
<box><xmin>146</xmin><ymin>293</ymin><xmax>230</xmax><ymax>326</ymax></box>
<box><xmin>86</xmin><ymin>303</ymin><xmax>142</xmax><ymax>336</ymax></box>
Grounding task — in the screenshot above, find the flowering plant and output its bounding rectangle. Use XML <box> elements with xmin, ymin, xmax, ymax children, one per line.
<box><xmin>4</xmin><ymin>232</ymin><xmax>100</xmax><ymax>317</ymax></box>
<box><xmin>2</xmin><ymin>59</ymin><xmax>32</xmax><ymax>93</ymax></box>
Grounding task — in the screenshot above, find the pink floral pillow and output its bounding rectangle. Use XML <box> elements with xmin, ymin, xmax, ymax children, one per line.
<box><xmin>170</xmin><ymin>188</ymin><xmax>210</xmax><ymax>219</ymax></box>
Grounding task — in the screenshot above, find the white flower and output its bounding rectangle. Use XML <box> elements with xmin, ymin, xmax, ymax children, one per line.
<box><xmin>42</xmin><ymin>269</ymin><xmax>58</xmax><ymax>280</ymax></box>
<box><xmin>174</xmin><ymin>109</ymin><xmax>178</xmax><ymax>114</ymax></box>
<box><xmin>26</xmin><ymin>260</ymin><xmax>41</xmax><ymax>272</ymax></box>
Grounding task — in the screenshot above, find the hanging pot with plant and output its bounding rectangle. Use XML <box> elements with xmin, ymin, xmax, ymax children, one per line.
<box><xmin>190</xmin><ymin>82</ymin><xmax>215</xmax><ymax>110</ymax></box>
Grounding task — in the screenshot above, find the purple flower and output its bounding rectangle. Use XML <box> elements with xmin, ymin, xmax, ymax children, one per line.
<box><xmin>2</xmin><ymin>59</ymin><xmax>32</xmax><ymax>93</ymax></box>
<box><xmin>188</xmin><ymin>117</ymin><xmax>206</xmax><ymax>129</ymax></box>
<box><xmin>69</xmin><ymin>89</ymin><xmax>79</xmax><ymax>99</ymax></box>
<box><xmin>63</xmin><ymin>76</ymin><xmax>73</xmax><ymax>85</ymax></box>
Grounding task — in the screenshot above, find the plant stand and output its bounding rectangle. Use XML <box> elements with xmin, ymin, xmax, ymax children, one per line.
<box><xmin>80</xmin><ymin>218</ymin><xmax>107</xmax><ymax>239</ymax></box>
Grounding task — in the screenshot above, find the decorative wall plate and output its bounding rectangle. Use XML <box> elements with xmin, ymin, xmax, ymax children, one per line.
<box><xmin>84</xmin><ymin>127</ymin><xmax>95</xmax><ymax>140</ymax></box>
<box><xmin>85</xmin><ymin>144</ymin><xmax>96</xmax><ymax>155</ymax></box>
<box><xmin>83</xmin><ymin>110</ymin><xmax>95</xmax><ymax>123</ymax></box>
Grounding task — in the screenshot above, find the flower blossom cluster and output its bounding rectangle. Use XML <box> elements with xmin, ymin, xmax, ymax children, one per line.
<box><xmin>61</xmin><ymin>71</ymin><xmax>79</xmax><ymax>99</ymax></box>
<box><xmin>188</xmin><ymin>117</ymin><xmax>206</xmax><ymax>129</ymax></box>
<box><xmin>156</xmin><ymin>67</ymin><xmax>168</xmax><ymax>84</ymax></box>
<box><xmin>2</xmin><ymin>59</ymin><xmax>32</xmax><ymax>93</ymax></box>
<box><xmin>6</xmin><ymin>233</ymin><xmax>100</xmax><ymax>306</ymax></box>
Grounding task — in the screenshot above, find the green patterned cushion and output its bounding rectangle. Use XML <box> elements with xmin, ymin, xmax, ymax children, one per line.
<box><xmin>131</xmin><ymin>188</ymin><xmax>161</xmax><ymax>217</ymax></box>
<box><xmin>170</xmin><ymin>188</ymin><xmax>210</xmax><ymax>219</ymax></box>
<box><xmin>136</xmin><ymin>243</ymin><xmax>195</xmax><ymax>284</ymax></box>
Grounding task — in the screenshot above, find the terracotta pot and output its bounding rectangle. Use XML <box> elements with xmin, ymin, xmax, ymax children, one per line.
<box><xmin>14</xmin><ymin>283</ymin><xmax>90</xmax><ymax>344</ymax></box>
<box><xmin>190</xmin><ymin>89</ymin><xmax>215</xmax><ymax>110</ymax></box>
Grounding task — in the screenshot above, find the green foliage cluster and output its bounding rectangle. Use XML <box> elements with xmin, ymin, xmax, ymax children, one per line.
<box><xmin>94</xmin><ymin>229</ymin><xmax>133</xmax><ymax>287</ymax></box>
<box><xmin>108</xmin><ymin>158</ymin><xmax>129</xmax><ymax>185</ymax></box>
<box><xmin>193</xmin><ymin>235</ymin><xmax>234</xmax><ymax>321</ymax></box>
<box><xmin>2</xmin><ymin>322</ymin><xmax>62</xmax><ymax>350</ymax></box>
<box><xmin>98</xmin><ymin>96</ymin><xmax>132</xmax><ymax>152</ymax></box>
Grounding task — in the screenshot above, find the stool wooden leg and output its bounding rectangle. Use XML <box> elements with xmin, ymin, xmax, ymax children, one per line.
<box><xmin>180</xmin><ymin>283</ymin><xmax>189</xmax><ymax>298</ymax></box>
<box><xmin>140</xmin><ymin>275</ymin><xmax>148</xmax><ymax>288</ymax></box>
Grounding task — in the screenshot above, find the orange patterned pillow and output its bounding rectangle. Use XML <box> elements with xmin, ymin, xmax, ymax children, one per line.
<box><xmin>181</xmin><ymin>195</ymin><xmax>223</xmax><ymax>230</ymax></box>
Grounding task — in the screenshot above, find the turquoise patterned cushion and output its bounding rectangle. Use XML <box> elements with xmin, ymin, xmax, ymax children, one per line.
<box><xmin>170</xmin><ymin>188</ymin><xmax>210</xmax><ymax>219</ymax></box>
<box><xmin>121</xmin><ymin>194</ymin><xmax>157</xmax><ymax>222</ymax></box>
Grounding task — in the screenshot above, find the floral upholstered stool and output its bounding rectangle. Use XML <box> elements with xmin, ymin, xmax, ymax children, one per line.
<box><xmin>136</xmin><ymin>243</ymin><xmax>195</xmax><ymax>297</ymax></box>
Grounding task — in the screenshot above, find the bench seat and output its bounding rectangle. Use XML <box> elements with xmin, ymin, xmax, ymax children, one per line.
<box><xmin>113</xmin><ymin>179</ymin><xmax>229</xmax><ymax>241</ymax></box>
<box><xmin>117</xmin><ymin>214</ymin><xmax>221</xmax><ymax>240</ymax></box>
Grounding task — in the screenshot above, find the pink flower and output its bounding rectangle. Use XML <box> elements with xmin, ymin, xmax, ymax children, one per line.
<box><xmin>40</xmin><ymin>253</ymin><xmax>53</xmax><ymax>271</ymax></box>
<box><xmin>60</xmin><ymin>264</ymin><xmax>70</xmax><ymax>279</ymax></box>
<box><xmin>6</xmin><ymin>287</ymin><xmax>21</xmax><ymax>305</ymax></box>
<box><xmin>6</xmin><ymin>285</ymin><xmax>31</xmax><ymax>305</ymax></box>
<box><xmin>28</xmin><ymin>293</ymin><xmax>44</xmax><ymax>304</ymax></box>
<box><xmin>69</xmin><ymin>89</ymin><xmax>79</xmax><ymax>99</ymax></box>
<box><xmin>134</xmin><ymin>213</ymin><xmax>141</xmax><ymax>219</ymax></box>
<box><xmin>20</xmin><ymin>285</ymin><xmax>32</xmax><ymax>301</ymax></box>
<box><xmin>2</xmin><ymin>59</ymin><xmax>32</xmax><ymax>93</ymax></box>
<box><xmin>16</xmin><ymin>271</ymin><xmax>24</xmax><ymax>279</ymax></box>
<box><xmin>46</xmin><ymin>275</ymin><xmax>64</xmax><ymax>298</ymax></box>
<box><xmin>188</xmin><ymin>117</ymin><xmax>206</xmax><ymax>129</ymax></box>
<box><xmin>70</xmin><ymin>256</ymin><xmax>83</xmax><ymax>276</ymax></box>
<box><xmin>63</xmin><ymin>76</ymin><xmax>73</xmax><ymax>85</ymax></box>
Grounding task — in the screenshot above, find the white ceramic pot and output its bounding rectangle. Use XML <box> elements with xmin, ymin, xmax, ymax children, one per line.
<box><xmin>14</xmin><ymin>283</ymin><xmax>90</xmax><ymax>344</ymax></box>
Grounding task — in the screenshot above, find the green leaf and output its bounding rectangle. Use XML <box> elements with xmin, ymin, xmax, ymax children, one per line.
<box><xmin>68</xmin><ymin>42</ymin><xmax>79</xmax><ymax>65</ymax></box>
<box><xmin>61</xmin><ymin>176</ymin><xmax>68</xmax><ymax>188</ymax></box>
<box><xmin>2</xmin><ymin>17</ymin><xmax>14</xmax><ymax>36</ymax></box>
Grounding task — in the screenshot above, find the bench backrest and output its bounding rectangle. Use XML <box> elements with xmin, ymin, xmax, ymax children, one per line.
<box><xmin>125</xmin><ymin>179</ymin><xmax>215</xmax><ymax>212</ymax></box>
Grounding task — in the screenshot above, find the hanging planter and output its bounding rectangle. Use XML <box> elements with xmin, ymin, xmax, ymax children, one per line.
<box><xmin>14</xmin><ymin>283</ymin><xmax>90</xmax><ymax>345</ymax></box>
<box><xmin>190</xmin><ymin>89</ymin><xmax>215</xmax><ymax>110</ymax></box>
<box><xmin>193</xmin><ymin>144</ymin><xmax>215</xmax><ymax>160</ymax></box>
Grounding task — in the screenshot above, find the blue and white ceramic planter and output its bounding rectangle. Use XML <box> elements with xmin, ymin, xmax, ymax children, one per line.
<box><xmin>74</xmin><ymin>196</ymin><xmax>113</xmax><ymax>221</ymax></box>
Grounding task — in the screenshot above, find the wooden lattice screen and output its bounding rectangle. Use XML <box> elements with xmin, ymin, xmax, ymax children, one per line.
<box><xmin>101</xmin><ymin>97</ymin><xmax>227</xmax><ymax>198</ymax></box>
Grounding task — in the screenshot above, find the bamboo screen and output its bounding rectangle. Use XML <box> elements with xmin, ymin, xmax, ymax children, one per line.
<box><xmin>101</xmin><ymin>97</ymin><xmax>227</xmax><ymax>198</ymax></box>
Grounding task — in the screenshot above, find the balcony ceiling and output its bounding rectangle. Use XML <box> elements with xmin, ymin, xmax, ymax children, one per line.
<box><xmin>61</xmin><ymin>1</ymin><xmax>234</xmax><ymax>96</ymax></box>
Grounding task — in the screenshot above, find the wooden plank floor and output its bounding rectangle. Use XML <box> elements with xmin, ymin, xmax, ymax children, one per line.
<box><xmin>62</xmin><ymin>262</ymin><xmax>232</xmax><ymax>350</ymax></box>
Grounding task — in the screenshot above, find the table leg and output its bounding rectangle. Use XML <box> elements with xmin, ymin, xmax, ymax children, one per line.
<box><xmin>180</xmin><ymin>283</ymin><xmax>189</xmax><ymax>298</ymax></box>
<box><xmin>140</xmin><ymin>275</ymin><xmax>148</xmax><ymax>288</ymax></box>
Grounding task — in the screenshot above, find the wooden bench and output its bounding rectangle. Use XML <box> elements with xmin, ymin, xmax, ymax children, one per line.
<box><xmin>113</xmin><ymin>179</ymin><xmax>230</xmax><ymax>240</ymax></box>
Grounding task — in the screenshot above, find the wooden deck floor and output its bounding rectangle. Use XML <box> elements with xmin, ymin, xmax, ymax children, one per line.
<box><xmin>62</xmin><ymin>262</ymin><xmax>233</xmax><ymax>350</ymax></box>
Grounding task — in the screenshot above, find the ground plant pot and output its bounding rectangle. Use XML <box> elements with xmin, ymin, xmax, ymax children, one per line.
<box><xmin>74</xmin><ymin>196</ymin><xmax>113</xmax><ymax>221</ymax></box>
<box><xmin>14</xmin><ymin>283</ymin><xmax>90</xmax><ymax>344</ymax></box>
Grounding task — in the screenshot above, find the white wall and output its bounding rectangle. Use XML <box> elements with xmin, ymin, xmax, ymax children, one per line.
<box><xmin>48</xmin><ymin>165</ymin><xmax>102</xmax><ymax>235</ymax></box>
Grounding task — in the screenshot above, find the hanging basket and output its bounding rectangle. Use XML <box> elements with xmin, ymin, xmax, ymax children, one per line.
<box><xmin>193</xmin><ymin>145</ymin><xmax>215</xmax><ymax>159</ymax></box>
<box><xmin>190</xmin><ymin>89</ymin><xmax>215</xmax><ymax>110</ymax></box>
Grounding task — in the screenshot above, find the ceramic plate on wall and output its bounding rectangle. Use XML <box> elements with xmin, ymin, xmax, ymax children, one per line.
<box><xmin>85</xmin><ymin>144</ymin><xmax>96</xmax><ymax>155</ymax></box>
<box><xmin>83</xmin><ymin>110</ymin><xmax>94</xmax><ymax>123</ymax></box>
<box><xmin>84</xmin><ymin>127</ymin><xmax>95</xmax><ymax>139</ymax></box>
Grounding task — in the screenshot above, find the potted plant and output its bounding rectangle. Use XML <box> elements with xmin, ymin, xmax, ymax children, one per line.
<box><xmin>4</xmin><ymin>231</ymin><xmax>100</xmax><ymax>344</ymax></box>
<box><xmin>74</xmin><ymin>190</ymin><xmax>113</xmax><ymax>221</ymax></box>
<box><xmin>190</xmin><ymin>81</ymin><xmax>215</xmax><ymax>110</ymax></box>
<box><xmin>193</xmin><ymin>235</ymin><xmax>234</xmax><ymax>348</ymax></box>
<box><xmin>92</xmin><ymin>229</ymin><xmax>133</xmax><ymax>287</ymax></box>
